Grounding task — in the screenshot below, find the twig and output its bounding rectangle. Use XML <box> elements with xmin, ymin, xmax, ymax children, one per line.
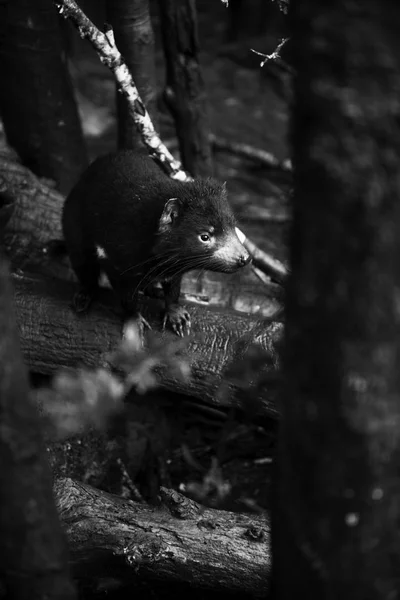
<box><xmin>209</xmin><ymin>133</ymin><xmax>292</xmax><ymax>171</ymax></box>
<box><xmin>164</xmin><ymin>130</ymin><xmax>292</xmax><ymax>172</ymax></box>
<box><xmin>116</xmin><ymin>458</ymin><xmax>145</xmax><ymax>503</ymax></box>
<box><xmin>251</xmin><ymin>38</ymin><xmax>294</xmax><ymax>75</ymax></box>
<box><xmin>54</xmin><ymin>0</ymin><xmax>288</xmax><ymax>284</ymax></box>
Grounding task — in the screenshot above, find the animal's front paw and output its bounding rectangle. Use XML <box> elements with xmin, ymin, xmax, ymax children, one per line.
<box><xmin>72</xmin><ymin>288</ymin><xmax>94</xmax><ymax>313</ymax></box>
<box><xmin>163</xmin><ymin>305</ymin><xmax>191</xmax><ymax>337</ymax></box>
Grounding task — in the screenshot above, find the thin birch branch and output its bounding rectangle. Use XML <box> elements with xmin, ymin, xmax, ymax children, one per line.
<box><xmin>55</xmin><ymin>0</ymin><xmax>186</xmax><ymax>180</ymax></box>
<box><xmin>54</xmin><ymin>0</ymin><xmax>288</xmax><ymax>284</ymax></box>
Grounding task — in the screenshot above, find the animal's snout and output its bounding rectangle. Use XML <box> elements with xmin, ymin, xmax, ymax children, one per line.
<box><xmin>211</xmin><ymin>232</ymin><xmax>252</xmax><ymax>272</ymax></box>
<box><xmin>238</xmin><ymin>251</ymin><xmax>252</xmax><ymax>267</ymax></box>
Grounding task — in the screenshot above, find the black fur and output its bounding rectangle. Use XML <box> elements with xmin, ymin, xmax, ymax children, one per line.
<box><xmin>62</xmin><ymin>150</ymin><xmax>250</xmax><ymax>334</ymax></box>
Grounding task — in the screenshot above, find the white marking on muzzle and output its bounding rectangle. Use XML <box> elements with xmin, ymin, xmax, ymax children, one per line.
<box><xmin>213</xmin><ymin>231</ymin><xmax>246</xmax><ymax>264</ymax></box>
<box><xmin>235</xmin><ymin>227</ymin><xmax>246</xmax><ymax>245</ymax></box>
<box><xmin>96</xmin><ymin>245</ymin><xmax>107</xmax><ymax>259</ymax></box>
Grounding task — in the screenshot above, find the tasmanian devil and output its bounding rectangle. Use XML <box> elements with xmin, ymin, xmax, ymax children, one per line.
<box><xmin>62</xmin><ymin>150</ymin><xmax>251</xmax><ymax>336</ymax></box>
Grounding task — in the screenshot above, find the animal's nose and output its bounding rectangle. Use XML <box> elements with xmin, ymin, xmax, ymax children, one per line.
<box><xmin>238</xmin><ymin>253</ymin><xmax>252</xmax><ymax>267</ymax></box>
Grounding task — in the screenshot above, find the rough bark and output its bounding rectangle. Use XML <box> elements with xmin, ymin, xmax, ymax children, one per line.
<box><xmin>0</xmin><ymin>176</ymin><xmax>15</xmax><ymax>237</ymax></box>
<box><xmin>157</xmin><ymin>0</ymin><xmax>213</xmax><ymax>177</ymax></box>
<box><xmin>0</xmin><ymin>260</ymin><xmax>76</xmax><ymax>599</ymax></box>
<box><xmin>0</xmin><ymin>0</ymin><xmax>88</xmax><ymax>194</ymax></box>
<box><xmin>54</xmin><ymin>477</ymin><xmax>269</xmax><ymax>597</ymax></box>
<box><xmin>106</xmin><ymin>0</ymin><xmax>158</xmax><ymax>150</ymax></box>
<box><xmin>14</xmin><ymin>272</ymin><xmax>282</xmax><ymax>420</ymax></box>
<box><xmin>0</xmin><ymin>142</ymin><xmax>66</xmax><ymax>274</ymax></box>
<box><xmin>272</xmin><ymin>1</ymin><xmax>400</xmax><ymax>598</ymax></box>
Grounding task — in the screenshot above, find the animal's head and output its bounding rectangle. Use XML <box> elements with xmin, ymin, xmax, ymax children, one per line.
<box><xmin>156</xmin><ymin>178</ymin><xmax>251</xmax><ymax>274</ymax></box>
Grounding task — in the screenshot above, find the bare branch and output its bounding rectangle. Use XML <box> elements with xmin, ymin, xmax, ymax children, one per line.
<box><xmin>210</xmin><ymin>133</ymin><xmax>292</xmax><ymax>171</ymax></box>
<box><xmin>251</xmin><ymin>37</ymin><xmax>293</xmax><ymax>74</ymax></box>
<box><xmin>236</xmin><ymin>229</ymin><xmax>288</xmax><ymax>284</ymax></box>
<box><xmin>54</xmin><ymin>0</ymin><xmax>186</xmax><ymax>180</ymax></box>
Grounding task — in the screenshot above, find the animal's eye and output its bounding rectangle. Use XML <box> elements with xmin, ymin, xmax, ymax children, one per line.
<box><xmin>199</xmin><ymin>233</ymin><xmax>211</xmax><ymax>243</ymax></box>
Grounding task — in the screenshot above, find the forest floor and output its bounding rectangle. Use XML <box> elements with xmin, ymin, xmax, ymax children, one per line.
<box><xmin>58</xmin><ymin>0</ymin><xmax>290</xmax><ymax>522</ymax></box>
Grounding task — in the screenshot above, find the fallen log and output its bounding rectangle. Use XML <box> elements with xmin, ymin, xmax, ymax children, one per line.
<box><xmin>54</xmin><ymin>477</ymin><xmax>270</xmax><ymax>597</ymax></box>
<box><xmin>0</xmin><ymin>141</ymin><xmax>65</xmax><ymax>274</ymax></box>
<box><xmin>14</xmin><ymin>272</ymin><xmax>282</xmax><ymax>420</ymax></box>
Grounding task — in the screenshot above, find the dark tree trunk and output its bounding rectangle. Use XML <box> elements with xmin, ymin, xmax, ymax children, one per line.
<box><xmin>272</xmin><ymin>1</ymin><xmax>400</xmax><ymax>598</ymax></box>
<box><xmin>225</xmin><ymin>0</ymin><xmax>275</xmax><ymax>42</ymax></box>
<box><xmin>106</xmin><ymin>0</ymin><xmax>158</xmax><ymax>150</ymax></box>
<box><xmin>0</xmin><ymin>0</ymin><xmax>88</xmax><ymax>195</ymax></box>
<box><xmin>225</xmin><ymin>0</ymin><xmax>245</xmax><ymax>42</ymax></box>
<box><xmin>0</xmin><ymin>260</ymin><xmax>76</xmax><ymax>599</ymax></box>
<box><xmin>157</xmin><ymin>0</ymin><xmax>213</xmax><ymax>177</ymax></box>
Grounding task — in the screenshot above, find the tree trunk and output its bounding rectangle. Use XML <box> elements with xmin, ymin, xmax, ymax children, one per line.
<box><xmin>272</xmin><ymin>0</ymin><xmax>400</xmax><ymax>597</ymax></box>
<box><xmin>157</xmin><ymin>0</ymin><xmax>213</xmax><ymax>176</ymax></box>
<box><xmin>105</xmin><ymin>0</ymin><xmax>158</xmax><ymax>150</ymax></box>
<box><xmin>0</xmin><ymin>260</ymin><xmax>76</xmax><ymax>599</ymax></box>
<box><xmin>0</xmin><ymin>0</ymin><xmax>88</xmax><ymax>194</ymax></box>
<box><xmin>14</xmin><ymin>272</ymin><xmax>282</xmax><ymax>421</ymax></box>
<box><xmin>54</xmin><ymin>477</ymin><xmax>269</xmax><ymax>597</ymax></box>
<box><xmin>225</xmin><ymin>0</ymin><xmax>275</xmax><ymax>42</ymax></box>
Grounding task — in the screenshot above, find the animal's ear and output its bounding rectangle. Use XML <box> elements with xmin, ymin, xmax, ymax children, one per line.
<box><xmin>159</xmin><ymin>197</ymin><xmax>180</xmax><ymax>233</ymax></box>
<box><xmin>222</xmin><ymin>181</ymin><xmax>228</xmax><ymax>194</ymax></box>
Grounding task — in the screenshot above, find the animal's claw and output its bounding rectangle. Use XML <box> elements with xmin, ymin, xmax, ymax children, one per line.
<box><xmin>163</xmin><ymin>306</ymin><xmax>191</xmax><ymax>337</ymax></box>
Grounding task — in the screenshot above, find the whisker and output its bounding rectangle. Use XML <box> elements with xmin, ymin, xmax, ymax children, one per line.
<box><xmin>140</xmin><ymin>260</ymin><xmax>181</xmax><ymax>294</ymax></box>
<box><xmin>120</xmin><ymin>251</ymin><xmax>177</xmax><ymax>276</ymax></box>
<box><xmin>120</xmin><ymin>250</ymin><xmax>216</xmax><ymax>303</ymax></box>
<box><xmin>132</xmin><ymin>259</ymin><xmax>178</xmax><ymax>298</ymax></box>
<box><xmin>157</xmin><ymin>258</ymin><xmax>211</xmax><ymax>282</ymax></box>
<box><xmin>132</xmin><ymin>254</ymin><xmax>182</xmax><ymax>298</ymax></box>
<box><xmin>121</xmin><ymin>247</ymin><xmax>214</xmax><ymax>277</ymax></box>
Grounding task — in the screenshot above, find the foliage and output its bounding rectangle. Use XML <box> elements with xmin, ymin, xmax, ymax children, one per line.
<box><xmin>35</xmin><ymin>319</ymin><xmax>190</xmax><ymax>440</ymax></box>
